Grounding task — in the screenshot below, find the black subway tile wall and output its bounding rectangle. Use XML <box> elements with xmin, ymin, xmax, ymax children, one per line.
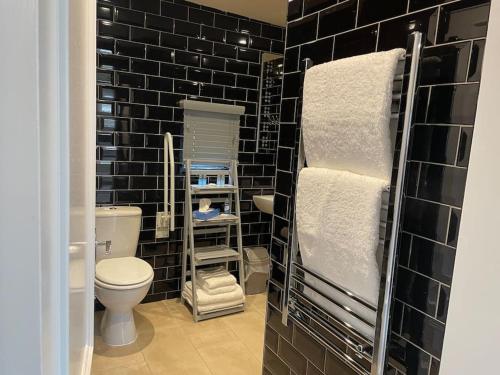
<box><xmin>265</xmin><ymin>1</ymin><xmax>490</xmax><ymax>374</ymax></box>
<box><xmin>96</xmin><ymin>0</ymin><xmax>284</xmax><ymax>303</ymax></box>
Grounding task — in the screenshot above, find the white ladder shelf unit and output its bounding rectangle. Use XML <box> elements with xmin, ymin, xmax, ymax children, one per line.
<box><xmin>180</xmin><ymin>159</ymin><xmax>246</xmax><ymax>321</ymax></box>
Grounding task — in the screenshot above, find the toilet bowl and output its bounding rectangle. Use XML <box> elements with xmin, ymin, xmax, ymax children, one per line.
<box><xmin>95</xmin><ymin>206</ymin><xmax>153</xmax><ymax>346</ymax></box>
<box><xmin>95</xmin><ymin>257</ymin><xmax>153</xmax><ymax>346</ymax></box>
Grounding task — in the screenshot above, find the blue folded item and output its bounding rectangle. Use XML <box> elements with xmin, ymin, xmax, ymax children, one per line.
<box><xmin>193</xmin><ymin>208</ymin><xmax>220</xmax><ymax>221</ymax></box>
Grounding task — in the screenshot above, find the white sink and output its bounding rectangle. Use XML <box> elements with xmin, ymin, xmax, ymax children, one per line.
<box><xmin>253</xmin><ymin>195</ymin><xmax>274</xmax><ymax>214</ymax></box>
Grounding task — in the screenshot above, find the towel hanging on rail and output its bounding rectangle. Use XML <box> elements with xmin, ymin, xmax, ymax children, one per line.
<box><xmin>301</xmin><ymin>48</ymin><xmax>405</xmax><ymax>181</ymax></box>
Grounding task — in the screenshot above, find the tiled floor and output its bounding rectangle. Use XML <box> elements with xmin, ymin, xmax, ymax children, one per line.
<box><xmin>92</xmin><ymin>293</ymin><xmax>267</xmax><ymax>375</ymax></box>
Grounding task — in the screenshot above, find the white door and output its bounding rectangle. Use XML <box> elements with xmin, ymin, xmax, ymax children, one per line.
<box><xmin>68</xmin><ymin>1</ymin><xmax>96</xmax><ymax>374</ymax></box>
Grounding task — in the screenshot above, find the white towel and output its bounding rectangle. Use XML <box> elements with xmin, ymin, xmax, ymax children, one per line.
<box><xmin>196</xmin><ymin>266</ymin><xmax>237</xmax><ymax>290</ymax></box>
<box><xmin>182</xmin><ymin>281</ymin><xmax>245</xmax><ymax>312</ymax></box>
<box><xmin>302</xmin><ymin>48</ymin><xmax>405</xmax><ymax>181</ymax></box>
<box><xmin>202</xmin><ymin>284</ymin><xmax>237</xmax><ymax>296</ymax></box>
<box><xmin>296</xmin><ymin>167</ymin><xmax>388</xmax><ymax>308</ymax></box>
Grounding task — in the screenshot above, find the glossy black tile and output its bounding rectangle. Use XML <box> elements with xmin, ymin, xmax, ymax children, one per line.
<box><xmin>115</xmin><ymin>132</ymin><xmax>144</xmax><ymax>146</ymax></box>
<box><xmin>224</xmin><ymin>87</ymin><xmax>246</xmax><ymax>101</ymax></box>
<box><xmin>447</xmin><ymin>208</ymin><xmax>461</xmax><ymax>246</ymax></box>
<box><xmin>161</xmin><ymin>2</ymin><xmax>188</xmax><ymax>20</ymax></box>
<box><xmin>427</xmin><ymin>84</ymin><xmax>479</xmax><ymax>125</ymax></box>
<box><xmin>116</xmin><ymin>103</ymin><xmax>145</xmax><ymax>118</ymax></box>
<box><xmin>145</xmin><ymin>14</ymin><xmax>174</xmax><ymax>32</ymax></box>
<box><xmin>201</xmin><ymin>26</ymin><xmax>225</xmax><ymax>43</ymax></box>
<box><xmin>409</xmin><ymin>0</ymin><xmax>451</xmax><ymax>11</ymax></box>
<box><xmin>410</xmin><ymin>125</ymin><xmax>460</xmax><ymax>164</ymax></box>
<box><xmin>401</xmin><ymin>306</ymin><xmax>445</xmax><ymax>358</ymax></box>
<box><xmin>175</xmin><ymin>50</ymin><xmax>200</xmax><ymax>66</ymax></box>
<box><xmin>129</xmin><ymin>58</ymin><xmax>157</xmax><ymax>75</ymax></box>
<box><xmin>97</xmin><ymin>132</ymin><xmax>114</xmax><ymax>146</ymax></box>
<box><xmin>282</xmin><ymin>72</ymin><xmax>301</xmax><ymax>98</ymax></box>
<box><xmin>325</xmin><ymin>351</ymin><xmax>357</xmax><ymax>375</ymax></box>
<box><xmin>131</xmin><ymin>119</ymin><xmax>159</xmax><ymax>133</ymax></box>
<box><xmin>421</xmin><ymin>42</ymin><xmax>471</xmax><ymax>84</ymax></box>
<box><xmin>159</xmin><ymin>92</ymin><xmax>184</xmax><ymax>107</ymax></box>
<box><xmin>114</xmin><ymin>8</ymin><xmax>144</xmax><ymax>27</ymax></box>
<box><xmin>238</xmin><ymin>48</ymin><xmax>259</xmax><ymax>63</ymax></box>
<box><xmin>97</xmin><ymin>101</ymin><xmax>114</xmax><ymax>115</ymax></box>
<box><xmin>225</xmin><ymin>59</ymin><xmax>247</xmax><ymax>74</ymax></box>
<box><xmin>131</xmin><ymin>89</ymin><xmax>158</xmax><ymax>104</ymax></box>
<box><xmin>263</xmin><ymin>347</ymin><xmax>290</xmax><ymax>375</ymax></box>
<box><xmin>278</xmin><ymin>337</ymin><xmax>307</xmax><ymax>374</ymax></box>
<box><xmin>436</xmin><ymin>285</ymin><xmax>450</xmax><ymax>322</ymax></box>
<box><xmin>201</xmin><ymin>55</ymin><xmax>225</xmax><ymax>70</ymax></box>
<box><xmin>200</xmin><ymin>83</ymin><xmax>223</xmax><ymax>98</ymax></box>
<box><xmin>403</xmin><ymin>197</ymin><xmax>450</xmax><ymax>243</ymax></box>
<box><xmin>97</xmin><ymin>4</ymin><xmax>113</xmax><ymax>20</ymax></box>
<box><xmin>390</xmin><ymin>336</ymin><xmax>431</xmax><ymax>374</ymax></box>
<box><xmin>98</xmin><ymin>20</ymin><xmax>130</xmax><ymax>39</ymax></box>
<box><xmin>237</xmin><ymin>74</ymin><xmax>258</xmax><ymax>89</ymax></box>
<box><xmin>131</xmin><ymin>27</ymin><xmax>159</xmax><ymax>45</ymax></box>
<box><xmin>160</xmin><ymin>32</ymin><xmax>187</xmax><ymax>49</ymax></box>
<box><xmin>98</xmin><ymin>176</ymin><xmax>129</xmax><ymax>189</ymax></box>
<box><xmin>116</xmin><ymin>73</ymin><xmax>146</xmax><ymax>89</ymax></box>
<box><xmin>99</xmin><ymin>86</ymin><xmax>129</xmax><ymax>102</ymax></box>
<box><xmin>131</xmin><ymin>0</ymin><xmax>160</xmax><ymax>14</ymax></box>
<box><xmin>284</xmin><ymin>47</ymin><xmax>299</xmax><ymax>73</ymax></box>
<box><xmin>437</xmin><ymin>0</ymin><xmax>490</xmax><ymax>43</ymax></box>
<box><xmin>288</xmin><ymin>0</ymin><xmax>304</xmax><ymax>22</ymax></box>
<box><xmin>250</xmin><ymin>36</ymin><xmax>271</xmax><ymax>51</ymax></box>
<box><xmin>456</xmin><ymin>127</ymin><xmax>473</xmax><ymax>167</ymax></box>
<box><xmin>115</xmin><ymin>190</ymin><xmax>143</xmax><ymax>203</ymax></box>
<box><xmin>188</xmin><ymin>38</ymin><xmax>212</xmax><ymax>54</ymax></box>
<box><xmin>468</xmin><ymin>39</ymin><xmax>486</xmax><ymax>81</ymax></box>
<box><xmin>262</xmin><ymin>24</ymin><xmax>282</xmax><ymax>40</ymax></box>
<box><xmin>226</xmin><ymin>31</ymin><xmax>249</xmax><ymax>47</ymax></box>
<box><xmin>409</xmin><ymin>236</ymin><xmax>455</xmax><ymax>284</ymax></box>
<box><xmin>271</xmin><ymin>39</ymin><xmax>284</xmax><ymax>54</ymax></box>
<box><xmin>174</xmin><ymin>20</ymin><xmax>200</xmax><ymax>37</ymax></box>
<box><xmin>333</xmin><ymin>25</ymin><xmax>378</xmax><ymax>59</ymax></box>
<box><xmin>146</xmin><ymin>45</ymin><xmax>174</xmax><ymax>62</ymax></box>
<box><xmin>160</xmin><ymin>62</ymin><xmax>187</xmax><ymax>79</ymax></box>
<box><xmin>300</xmin><ymin>37</ymin><xmax>334</xmax><ymax>65</ymax></box>
<box><xmin>96</xmin><ymin>70</ymin><xmax>114</xmax><ymax>85</ymax></box>
<box><xmin>147</xmin><ymin>106</ymin><xmax>173</xmax><ymax>120</ymax></box>
<box><xmin>187</xmin><ymin>67</ymin><xmax>211</xmax><ymax>83</ymax></box>
<box><xmin>214</xmin><ymin>14</ymin><xmax>239</xmax><ymax>31</ymax></box>
<box><xmin>189</xmin><ymin>7</ymin><xmax>214</xmax><ymax>26</ymax></box>
<box><xmin>279</xmin><ymin>123</ymin><xmax>297</xmax><ymax>147</ymax></box>
<box><xmin>212</xmin><ymin>71</ymin><xmax>235</xmax><ymax>86</ymax></box>
<box><xmin>418</xmin><ymin>164</ymin><xmax>467</xmax><ymax>206</ymax></box>
<box><xmin>147</xmin><ymin>76</ymin><xmax>173</xmax><ymax>91</ymax></box>
<box><xmin>378</xmin><ymin>8</ymin><xmax>439</xmax><ymax>50</ymax></box>
<box><xmin>396</xmin><ymin>266</ymin><xmax>440</xmax><ymax>315</ymax></box>
<box><xmin>288</xmin><ymin>13</ymin><xmax>318</xmax><ymax>47</ymax></box>
<box><xmin>97</xmin><ymin>37</ymin><xmax>115</xmax><ymax>55</ymax></box>
<box><xmin>174</xmin><ymin>80</ymin><xmax>199</xmax><ymax>95</ymax></box>
<box><xmin>97</xmin><ymin>117</ymin><xmax>130</xmax><ymax>132</ymax></box>
<box><xmin>358</xmin><ymin>0</ymin><xmax>407</xmax><ymax>26</ymax></box>
<box><xmin>116</xmin><ymin>40</ymin><xmax>145</xmax><ymax>58</ymax></box>
<box><xmin>213</xmin><ymin>43</ymin><xmax>237</xmax><ymax>59</ymax></box>
<box><xmin>318</xmin><ymin>0</ymin><xmax>357</xmax><ymax>38</ymax></box>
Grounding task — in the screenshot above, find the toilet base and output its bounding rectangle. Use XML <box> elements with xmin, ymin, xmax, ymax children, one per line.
<box><xmin>100</xmin><ymin>308</ymin><xmax>137</xmax><ymax>346</ymax></box>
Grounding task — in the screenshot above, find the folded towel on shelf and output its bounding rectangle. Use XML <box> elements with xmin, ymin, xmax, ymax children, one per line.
<box><xmin>196</xmin><ymin>266</ymin><xmax>237</xmax><ymax>290</ymax></box>
<box><xmin>201</xmin><ymin>284</ymin><xmax>237</xmax><ymax>296</ymax></box>
<box><xmin>296</xmin><ymin>167</ymin><xmax>388</xmax><ymax>309</ymax></box>
<box><xmin>301</xmin><ymin>48</ymin><xmax>405</xmax><ymax>181</ymax></box>
<box><xmin>182</xmin><ymin>281</ymin><xmax>244</xmax><ymax>310</ymax></box>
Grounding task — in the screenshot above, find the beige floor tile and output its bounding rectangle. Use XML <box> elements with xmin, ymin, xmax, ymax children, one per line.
<box><xmin>138</xmin><ymin>327</ymin><xmax>213</xmax><ymax>375</ymax></box>
<box><xmin>222</xmin><ymin>310</ymin><xmax>266</xmax><ymax>362</ymax></box>
<box><xmin>196</xmin><ymin>338</ymin><xmax>262</xmax><ymax>375</ymax></box>
<box><xmin>91</xmin><ymin>361</ymin><xmax>152</xmax><ymax>375</ymax></box>
<box><xmin>92</xmin><ymin>335</ymin><xmax>145</xmax><ymax>372</ymax></box>
<box><xmin>134</xmin><ymin>300</ymin><xmax>179</xmax><ymax>333</ymax></box>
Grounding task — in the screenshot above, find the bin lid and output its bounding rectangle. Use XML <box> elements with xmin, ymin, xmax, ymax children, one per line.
<box><xmin>243</xmin><ymin>247</ymin><xmax>269</xmax><ymax>262</ymax></box>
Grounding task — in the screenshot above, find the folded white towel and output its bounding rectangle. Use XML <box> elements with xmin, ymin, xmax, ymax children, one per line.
<box><xmin>196</xmin><ymin>266</ymin><xmax>237</xmax><ymax>290</ymax></box>
<box><xmin>182</xmin><ymin>291</ymin><xmax>245</xmax><ymax>313</ymax></box>
<box><xmin>302</xmin><ymin>48</ymin><xmax>404</xmax><ymax>181</ymax></box>
<box><xmin>296</xmin><ymin>167</ymin><xmax>388</xmax><ymax>307</ymax></box>
<box><xmin>183</xmin><ymin>281</ymin><xmax>244</xmax><ymax>307</ymax></box>
<box><xmin>201</xmin><ymin>284</ymin><xmax>237</xmax><ymax>296</ymax></box>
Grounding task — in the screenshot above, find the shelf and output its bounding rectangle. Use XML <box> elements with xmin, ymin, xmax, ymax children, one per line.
<box><xmin>190</xmin><ymin>245</ymin><xmax>240</xmax><ymax>265</ymax></box>
<box><xmin>193</xmin><ymin>213</ymin><xmax>239</xmax><ymax>227</ymax></box>
<box><xmin>190</xmin><ymin>184</ymin><xmax>237</xmax><ymax>194</ymax></box>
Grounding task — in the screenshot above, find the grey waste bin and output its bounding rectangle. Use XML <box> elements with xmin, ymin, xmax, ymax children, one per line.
<box><xmin>243</xmin><ymin>247</ymin><xmax>270</xmax><ymax>295</ymax></box>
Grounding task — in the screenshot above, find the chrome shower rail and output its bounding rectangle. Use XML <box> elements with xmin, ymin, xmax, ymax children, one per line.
<box><xmin>280</xmin><ymin>32</ymin><xmax>424</xmax><ymax>375</ymax></box>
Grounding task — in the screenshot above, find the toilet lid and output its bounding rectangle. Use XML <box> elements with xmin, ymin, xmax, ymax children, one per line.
<box><xmin>96</xmin><ymin>257</ymin><xmax>153</xmax><ymax>286</ymax></box>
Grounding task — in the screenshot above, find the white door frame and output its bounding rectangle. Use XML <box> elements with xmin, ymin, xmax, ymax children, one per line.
<box><xmin>0</xmin><ymin>0</ymin><xmax>96</xmax><ymax>374</ymax></box>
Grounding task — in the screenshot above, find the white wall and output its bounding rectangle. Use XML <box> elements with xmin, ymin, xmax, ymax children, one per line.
<box><xmin>0</xmin><ymin>1</ymin><xmax>43</xmax><ymax>374</ymax></box>
<box><xmin>440</xmin><ymin>1</ymin><xmax>500</xmax><ymax>373</ymax></box>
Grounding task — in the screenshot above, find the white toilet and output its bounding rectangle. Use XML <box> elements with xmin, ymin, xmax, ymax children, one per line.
<box><xmin>95</xmin><ymin>206</ymin><xmax>154</xmax><ymax>346</ymax></box>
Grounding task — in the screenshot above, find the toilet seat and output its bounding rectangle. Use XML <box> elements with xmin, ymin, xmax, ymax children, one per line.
<box><xmin>96</xmin><ymin>257</ymin><xmax>153</xmax><ymax>290</ymax></box>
